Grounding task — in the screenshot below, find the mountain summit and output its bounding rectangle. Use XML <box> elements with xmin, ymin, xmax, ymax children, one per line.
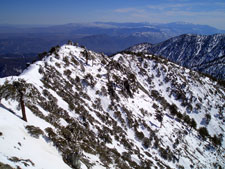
<box><xmin>0</xmin><ymin>43</ymin><xmax>224</xmax><ymax>169</ymax></box>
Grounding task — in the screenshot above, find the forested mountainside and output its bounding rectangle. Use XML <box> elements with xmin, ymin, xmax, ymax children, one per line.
<box><xmin>127</xmin><ymin>34</ymin><xmax>225</xmax><ymax>80</ymax></box>
<box><xmin>0</xmin><ymin>43</ymin><xmax>224</xmax><ymax>169</ymax></box>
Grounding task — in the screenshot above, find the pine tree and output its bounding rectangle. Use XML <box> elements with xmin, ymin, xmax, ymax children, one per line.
<box><xmin>198</xmin><ymin>127</ymin><xmax>209</xmax><ymax>140</ymax></box>
<box><xmin>190</xmin><ymin>118</ymin><xmax>197</xmax><ymax>129</ymax></box>
<box><xmin>83</xmin><ymin>49</ymin><xmax>89</xmax><ymax>65</ymax></box>
<box><xmin>13</xmin><ymin>81</ymin><xmax>27</xmax><ymax>121</ymax></box>
<box><xmin>0</xmin><ymin>79</ymin><xmax>32</xmax><ymax>122</ymax></box>
<box><xmin>205</xmin><ymin>113</ymin><xmax>211</xmax><ymax>125</ymax></box>
<box><xmin>155</xmin><ymin>112</ymin><xmax>163</xmax><ymax>128</ymax></box>
<box><xmin>67</xmin><ymin>40</ymin><xmax>73</xmax><ymax>45</ymax></box>
<box><xmin>211</xmin><ymin>134</ymin><xmax>222</xmax><ymax>147</ymax></box>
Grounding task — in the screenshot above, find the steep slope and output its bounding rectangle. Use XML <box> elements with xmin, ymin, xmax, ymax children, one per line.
<box><xmin>0</xmin><ymin>103</ymin><xmax>72</xmax><ymax>169</ymax></box>
<box><xmin>125</xmin><ymin>43</ymin><xmax>153</xmax><ymax>53</ymax></box>
<box><xmin>126</xmin><ymin>34</ymin><xmax>225</xmax><ymax>80</ymax></box>
<box><xmin>0</xmin><ymin>43</ymin><xmax>224</xmax><ymax>169</ymax></box>
<box><xmin>154</xmin><ymin>22</ymin><xmax>225</xmax><ymax>35</ymax></box>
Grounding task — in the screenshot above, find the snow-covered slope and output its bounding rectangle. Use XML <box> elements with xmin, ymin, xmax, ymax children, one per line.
<box><xmin>0</xmin><ymin>43</ymin><xmax>224</xmax><ymax>169</ymax></box>
<box><xmin>126</xmin><ymin>42</ymin><xmax>153</xmax><ymax>53</ymax></box>
<box><xmin>0</xmin><ymin>101</ymin><xmax>72</xmax><ymax>169</ymax></box>
<box><xmin>126</xmin><ymin>34</ymin><xmax>225</xmax><ymax>80</ymax></box>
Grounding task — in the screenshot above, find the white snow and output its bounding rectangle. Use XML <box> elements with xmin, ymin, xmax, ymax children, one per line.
<box><xmin>0</xmin><ymin>44</ymin><xmax>224</xmax><ymax>169</ymax></box>
<box><xmin>0</xmin><ymin>104</ymin><xmax>71</xmax><ymax>169</ymax></box>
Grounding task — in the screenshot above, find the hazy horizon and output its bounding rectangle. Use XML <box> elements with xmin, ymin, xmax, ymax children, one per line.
<box><xmin>1</xmin><ymin>0</ymin><xmax>225</xmax><ymax>29</ymax></box>
<box><xmin>0</xmin><ymin>21</ymin><xmax>225</xmax><ymax>30</ymax></box>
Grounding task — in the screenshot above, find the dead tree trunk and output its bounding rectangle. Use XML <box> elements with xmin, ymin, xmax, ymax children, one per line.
<box><xmin>84</xmin><ymin>50</ymin><xmax>88</xmax><ymax>65</ymax></box>
<box><xmin>19</xmin><ymin>91</ymin><xmax>27</xmax><ymax>122</ymax></box>
<box><xmin>86</xmin><ymin>54</ymin><xmax>88</xmax><ymax>65</ymax></box>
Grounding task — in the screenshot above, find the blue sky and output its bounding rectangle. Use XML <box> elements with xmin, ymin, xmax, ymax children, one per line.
<box><xmin>0</xmin><ymin>0</ymin><xmax>225</xmax><ymax>29</ymax></box>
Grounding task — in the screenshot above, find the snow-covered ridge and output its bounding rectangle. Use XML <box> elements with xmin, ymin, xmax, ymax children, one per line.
<box><xmin>126</xmin><ymin>34</ymin><xmax>225</xmax><ymax>80</ymax></box>
<box><xmin>0</xmin><ymin>43</ymin><xmax>224</xmax><ymax>169</ymax></box>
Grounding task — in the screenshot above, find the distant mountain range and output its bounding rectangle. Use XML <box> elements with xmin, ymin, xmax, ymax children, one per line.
<box><xmin>0</xmin><ymin>22</ymin><xmax>225</xmax><ymax>79</ymax></box>
<box><xmin>126</xmin><ymin>34</ymin><xmax>225</xmax><ymax>80</ymax></box>
<box><xmin>0</xmin><ymin>22</ymin><xmax>225</xmax><ymax>55</ymax></box>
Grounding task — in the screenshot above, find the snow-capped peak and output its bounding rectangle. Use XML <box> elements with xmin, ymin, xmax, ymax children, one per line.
<box><xmin>0</xmin><ymin>43</ymin><xmax>224</xmax><ymax>169</ymax></box>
